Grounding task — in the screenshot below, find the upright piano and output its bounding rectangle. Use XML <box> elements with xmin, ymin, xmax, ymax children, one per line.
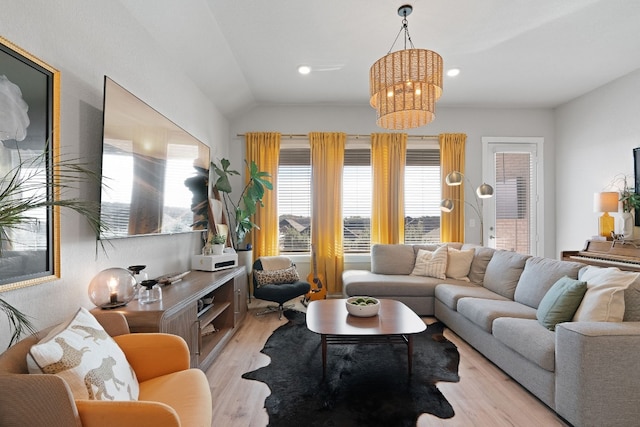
<box><xmin>561</xmin><ymin>239</ymin><xmax>640</xmax><ymax>272</ymax></box>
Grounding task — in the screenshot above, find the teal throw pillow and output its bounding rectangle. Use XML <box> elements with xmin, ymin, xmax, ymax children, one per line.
<box><xmin>536</xmin><ymin>276</ymin><xmax>587</xmax><ymax>331</ymax></box>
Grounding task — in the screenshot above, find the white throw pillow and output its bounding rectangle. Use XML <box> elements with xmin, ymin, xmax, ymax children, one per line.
<box><xmin>27</xmin><ymin>307</ymin><xmax>139</xmax><ymax>401</ymax></box>
<box><xmin>411</xmin><ymin>246</ymin><xmax>447</xmax><ymax>279</ymax></box>
<box><xmin>573</xmin><ymin>266</ymin><xmax>640</xmax><ymax>322</ymax></box>
<box><xmin>445</xmin><ymin>248</ymin><xmax>474</xmax><ymax>281</ymax></box>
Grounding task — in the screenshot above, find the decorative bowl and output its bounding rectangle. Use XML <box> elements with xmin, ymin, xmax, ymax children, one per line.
<box><xmin>346</xmin><ymin>296</ymin><xmax>380</xmax><ymax>317</ymax></box>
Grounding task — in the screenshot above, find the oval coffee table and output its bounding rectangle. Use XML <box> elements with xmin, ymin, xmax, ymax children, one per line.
<box><xmin>306</xmin><ymin>298</ymin><xmax>426</xmax><ymax>378</ymax></box>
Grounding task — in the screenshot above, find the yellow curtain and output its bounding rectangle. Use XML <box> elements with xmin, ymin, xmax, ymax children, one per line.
<box><xmin>439</xmin><ymin>133</ymin><xmax>466</xmax><ymax>243</ymax></box>
<box><xmin>371</xmin><ymin>133</ymin><xmax>407</xmax><ymax>244</ymax></box>
<box><xmin>309</xmin><ymin>132</ymin><xmax>345</xmax><ymax>295</ymax></box>
<box><xmin>245</xmin><ymin>132</ymin><xmax>280</xmax><ymax>260</ymax></box>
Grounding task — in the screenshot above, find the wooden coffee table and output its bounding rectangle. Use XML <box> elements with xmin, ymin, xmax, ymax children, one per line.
<box><xmin>306</xmin><ymin>298</ymin><xmax>426</xmax><ymax>377</ymax></box>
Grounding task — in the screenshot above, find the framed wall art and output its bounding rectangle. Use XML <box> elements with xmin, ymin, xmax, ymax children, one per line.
<box><xmin>0</xmin><ymin>36</ymin><xmax>60</xmax><ymax>290</ymax></box>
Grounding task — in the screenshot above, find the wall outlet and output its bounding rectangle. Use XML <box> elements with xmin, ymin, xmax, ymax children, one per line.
<box><xmin>469</xmin><ymin>218</ymin><xmax>476</xmax><ymax>228</ymax></box>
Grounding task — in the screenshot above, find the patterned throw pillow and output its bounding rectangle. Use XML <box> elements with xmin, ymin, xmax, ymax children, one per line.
<box><xmin>446</xmin><ymin>248</ymin><xmax>475</xmax><ymax>281</ymax></box>
<box><xmin>411</xmin><ymin>245</ymin><xmax>448</xmax><ymax>279</ymax></box>
<box><xmin>254</xmin><ymin>265</ymin><xmax>300</xmax><ymax>287</ymax></box>
<box><xmin>27</xmin><ymin>307</ymin><xmax>139</xmax><ymax>401</ymax></box>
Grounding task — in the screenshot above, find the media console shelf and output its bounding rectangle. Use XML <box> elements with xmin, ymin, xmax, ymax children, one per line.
<box><xmin>93</xmin><ymin>267</ymin><xmax>247</xmax><ymax>371</ymax></box>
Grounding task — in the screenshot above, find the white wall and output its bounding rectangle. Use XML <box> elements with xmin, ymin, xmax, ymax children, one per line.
<box><xmin>230</xmin><ymin>104</ymin><xmax>557</xmax><ymax>263</ymax></box>
<box><xmin>0</xmin><ymin>1</ymin><xmax>229</xmax><ymax>348</ymax></box>
<box><xmin>555</xmin><ymin>68</ymin><xmax>640</xmax><ymax>254</ymax></box>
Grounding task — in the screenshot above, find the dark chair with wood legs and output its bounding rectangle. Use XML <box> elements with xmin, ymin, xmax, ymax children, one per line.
<box><xmin>252</xmin><ymin>256</ymin><xmax>310</xmax><ymax>319</ymax></box>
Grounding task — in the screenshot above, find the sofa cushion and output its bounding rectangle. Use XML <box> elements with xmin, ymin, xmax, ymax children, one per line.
<box><xmin>343</xmin><ymin>270</ymin><xmax>470</xmax><ymax>297</ymax></box>
<box><xmin>465</xmin><ymin>246</ymin><xmax>495</xmax><ymax>285</ymax></box>
<box><xmin>411</xmin><ymin>246</ymin><xmax>447</xmax><ymax>279</ymax></box>
<box><xmin>27</xmin><ymin>307</ymin><xmax>139</xmax><ymax>401</ymax></box>
<box><xmin>483</xmin><ymin>250</ymin><xmax>530</xmax><ymax>299</ymax></box>
<box><xmin>493</xmin><ymin>317</ymin><xmax>556</xmax><ymax>372</ymax></box>
<box><xmin>456</xmin><ymin>298</ymin><xmax>537</xmax><ymax>333</ymax></box>
<box><xmin>371</xmin><ymin>244</ymin><xmax>416</xmax><ymax>275</ymax></box>
<box><xmin>435</xmin><ymin>284</ymin><xmax>508</xmax><ymax>310</ymax></box>
<box><xmin>536</xmin><ymin>276</ymin><xmax>587</xmax><ymax>331</ymax></box>
<box><xmin>514</xmin><ymin>257</ymin><xmax>584</xmax><ymax>309</ymax></box>
<box><xmin>574</xmin><ymin>266</ymin><xmax>640</xmax><ymax>322</ymax></box>
<box><xmin>446</xmin><ymin>248</ymin><xmax>474</xmax><ymax>281</ymax></box>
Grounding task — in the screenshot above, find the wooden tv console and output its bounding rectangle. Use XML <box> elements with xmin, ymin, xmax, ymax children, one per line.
<box><xmin>93</xmin><ymin>267</ymin><xmax>247</xmax><ymax>371</ymax></box>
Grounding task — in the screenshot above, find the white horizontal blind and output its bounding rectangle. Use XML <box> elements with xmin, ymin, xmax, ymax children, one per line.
<box><xmin>404</xmin><ymin>149</ymin><xmax>441</xmax><ymax>244</ymax></box>
<box><xmin>343</xmin><ymin>149</ymin><xmax>371</xmax><ymax>252</ymax></box>
<box><xmin>494</xmin><ymin>151</ymin><xmax>533</xmax><ymax>253</ymax></box>
<box><xmin>278</xmin><ymin>148</ymin><xmax>311</xmax><ymax>252</ymax></box>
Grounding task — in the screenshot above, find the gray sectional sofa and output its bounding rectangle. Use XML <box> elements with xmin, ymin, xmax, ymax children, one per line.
<box><xmin>342</xmin><ymin>243</ymin><xmax>640</xmax><ymax>427</ymax></box>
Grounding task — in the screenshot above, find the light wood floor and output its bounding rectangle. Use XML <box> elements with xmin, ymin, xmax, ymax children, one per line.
<box><xmin>205</xmin><ymin>300</ymin><xmax>570</xmax><ymax>427</ymax></box>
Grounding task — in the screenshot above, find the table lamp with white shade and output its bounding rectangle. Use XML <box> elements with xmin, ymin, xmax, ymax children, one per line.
<box><xmin>594</xmin><ymin>192</ymin><xmax>619</xmax><ymax>240</ymax></box>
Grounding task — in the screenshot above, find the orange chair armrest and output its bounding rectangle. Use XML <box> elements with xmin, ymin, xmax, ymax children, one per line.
<box><xmin>113</xmin><ymin>333</ymin><xmax>190</xmax><ymax>382</ymax></box>
<box><xmin>76</xmin><ymin>399</ymin><xmax>180</xmax><ymax>427</ymax></box>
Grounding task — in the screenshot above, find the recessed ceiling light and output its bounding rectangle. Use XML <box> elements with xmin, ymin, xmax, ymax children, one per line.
<box><xmin>298</xmin><ymin>65</ymin><xmax>311</xmax><ymax>75</ymax></box>
<box><xmin>447</xmin><ymin>68</ymin><xmax>461</xmax><ymax>77</ymax></box>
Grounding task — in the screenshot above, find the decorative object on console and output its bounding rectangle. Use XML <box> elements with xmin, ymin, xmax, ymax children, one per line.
<box><xmin>593</xmin><ymin>191</ymin><xmax>618</xmax><ymax>240</ymax></box>
<box><xmin>88</xmin><ymin>268</ymin><xmax>136</xmax><ymax>309</ymax></box>
<box><xmin>440</xmin><ymin>171</ymin><xmax>494</xmax><ymax>244</ymax></box>
<box><xmin>211</xmin><ymin>158</ymin><xmax>273</xmax><ymax>251</ymax></box>
<box><xmin>191</xmin><ymin>253</ymin><xmax>238</xmax><ymax>272</ymax></box>
<box><xmin>369</xmin><ymin>4</ymin><xmax>443</xmax><ymax>129</ymax></box>
<box><xmin>138</xmin><ymin>279</ymin><xmax>162</xmax><ymax>304</ymax></box>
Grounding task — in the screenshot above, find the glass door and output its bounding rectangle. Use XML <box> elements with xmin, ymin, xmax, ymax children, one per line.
<box><xmin>482</xmin><ymin>138</ymin><xmax>543</xmax><ymax>256</ymax></box>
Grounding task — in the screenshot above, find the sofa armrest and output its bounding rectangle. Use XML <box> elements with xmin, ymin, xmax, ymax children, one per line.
<box><xmin>0</xmin><ymin>374</ymin><xmax>80</xmax><ymax>427</ymax></box>
<box><xmin>113</xmin><ymin>333</ymin><xmax>190</xmax><ymax>382</ymax></box>
<box><xmin>76</xmin><ymin>400</ymin><xmax>180</xmax><ymax>427</ymax></box>
<box><xmin>92</xmin><ymin>311</ymin><xmax>131</xmax><ymax>337</ymax></box>
<box><xmin>556</xmin><ymin>321</ymin><xmax>640</xmax><ymax>427</ymax></box>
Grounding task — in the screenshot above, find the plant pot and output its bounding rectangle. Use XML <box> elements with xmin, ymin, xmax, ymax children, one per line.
<box><xmin>211</xmin><ymin>244</ymin><xmax>224</xmax><ymax>255</ymax></box>
<box><xmin>237</xmin><ymin>249</ymin><xmax>253</xmax><ymax>275</ymax></box>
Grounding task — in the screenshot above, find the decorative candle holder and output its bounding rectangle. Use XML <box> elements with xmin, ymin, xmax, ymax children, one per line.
<box><xmin>88</xmin><ymin>268</ymin><xmax>137</xmax><ymax>309</ymax></box>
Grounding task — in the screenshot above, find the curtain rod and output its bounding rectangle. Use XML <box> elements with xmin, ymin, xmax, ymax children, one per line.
<box><xmin>235</xmin><ymin>133</ymin><xmax>438</xmax><ymax>140</ymax></box>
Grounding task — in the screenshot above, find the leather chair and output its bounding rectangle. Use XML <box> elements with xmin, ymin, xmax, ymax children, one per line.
<box><xmin>252</xmin><ymin>256</ymin><xmax>311</xmax><ymax>319</ymax></box>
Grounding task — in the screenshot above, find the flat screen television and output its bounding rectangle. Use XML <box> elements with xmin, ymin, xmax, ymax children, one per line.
<box><xmin>99</xmin><ymin>76</ymin><xmax>210</xmax><ymax>239</ymax></box>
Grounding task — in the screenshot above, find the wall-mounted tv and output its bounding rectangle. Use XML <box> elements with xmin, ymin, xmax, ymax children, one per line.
<box><xmin>99</xmin><ymin>76</ymin><xmax>210</xmax><ymax>239</ymax></box>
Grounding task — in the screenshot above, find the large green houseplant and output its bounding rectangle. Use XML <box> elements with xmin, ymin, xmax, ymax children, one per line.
<box><xmin>0</xmin><ymin>150</ymin><xmax>106</xmax><ymax>347</ymax></box>
<box><xmin>210</xmin><ymin>158</ymin><xmax>272</xmax><ymax>251</ymax></box>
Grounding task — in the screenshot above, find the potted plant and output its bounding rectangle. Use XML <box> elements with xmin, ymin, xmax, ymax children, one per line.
<box><xmin>210</xmin><ymin>158</ymin><xmax>272</xmax><ymax>251</ymax></box>
<box><xmin>0</xmin><ymin>150</ymin><xmax>107</xmax><ymax>348</ymax></box>
<box><xmin>210</xmin><ymin>233</ymin><xmax>226</xmax><ymax>255</ymax></box>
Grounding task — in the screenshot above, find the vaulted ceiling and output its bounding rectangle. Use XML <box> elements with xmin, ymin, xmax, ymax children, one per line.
<box><xmin>122</xmin><ymin>0</ymin><xmax>640</xmax><ymax>118</ymax></box>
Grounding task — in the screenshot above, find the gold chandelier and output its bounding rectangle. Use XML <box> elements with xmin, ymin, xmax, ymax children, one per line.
<box><xmin>369</xmin><ymin>4</ymin><xmax>443</xmax><ymax>130</ymax></box>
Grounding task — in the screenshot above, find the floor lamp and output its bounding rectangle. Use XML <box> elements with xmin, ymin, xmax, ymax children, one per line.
<box><xmin>440</xmin><ymin>171</ymin><xmax>494</xmax><ymax>244</ymax></box>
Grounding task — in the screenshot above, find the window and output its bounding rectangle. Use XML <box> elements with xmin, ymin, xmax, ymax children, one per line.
<box><xmin>277</xmin><ymin>139</ymin><xmax>441</xmax><ymax>253</ymax></box>
<box><xmin>404</xmin><ymin>148</ymin><xmax>441</xmax><ymax>244</ymax></box>
<box><xmin>278</xmin><ymin>148</ymin><xmax>311</xmax><ymax>252</ymax></box>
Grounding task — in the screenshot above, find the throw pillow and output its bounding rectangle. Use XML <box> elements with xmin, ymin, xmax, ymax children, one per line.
<box><xmin>445</xmin><ymin>248</ymin><xmax>474</xmax><ymax>281</ymax></box>
<box><xmin>573</xmin><ymin>266</ymin><xmax>640</xmax><ymax>322</ymax></box>
<box><xmin>536</xmin><ymin>276</ymin><xmax>587</xmax><ymax>331</ymax></box>
<box><xmin>254</xmin><ymin>265</ymin><xmax>300</xmax><ymax>287</ymax></box>
<box><xmin>410</xmin><ymin>246</ymin><xmax>447</xmax><ymax>279</ymax></box>
<box><xmin>27</xmin><ymin>307</ymin><xmax>139</xmax><ymax>401</ymax></box>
